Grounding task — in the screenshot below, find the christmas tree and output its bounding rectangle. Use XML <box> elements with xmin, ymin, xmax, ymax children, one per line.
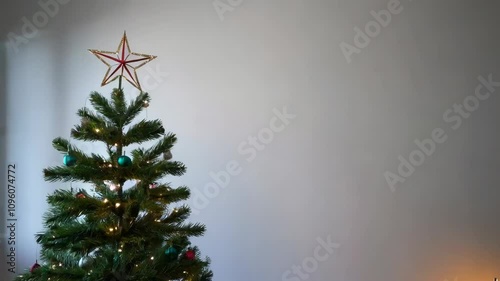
<box><xmin>15</xmin><ymin>33</ymin><xmax>213</xmax><ymax>281</ymax></box>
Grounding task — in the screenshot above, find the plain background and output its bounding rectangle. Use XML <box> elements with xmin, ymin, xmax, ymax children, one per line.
<box><xmin>1</xmin><ymin>0</ymin><xmax>500</xmax><ymax>280</ymax></box>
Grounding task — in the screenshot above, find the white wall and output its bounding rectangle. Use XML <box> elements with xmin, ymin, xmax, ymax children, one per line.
<box><xmin>2</xmin><ymin>1</ymin><xmax>500</xmax><ymax>280</ymax></box>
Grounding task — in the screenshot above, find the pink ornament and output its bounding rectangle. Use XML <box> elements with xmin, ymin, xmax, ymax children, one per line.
<box><xmin>30</xmin><ymin>260</ymin><xmax>41</xmax><ymax>272</ymax></box>
<box><xmin>185</xmin><ymin>249</ymin><xmax>195</xmax><ymax>260</ymax></box>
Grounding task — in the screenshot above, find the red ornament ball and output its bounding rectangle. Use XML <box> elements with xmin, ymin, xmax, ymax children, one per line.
<box><xmin>30</xmin><ymin>261</ymin><xmax>41</xmax><ymax>272</ymax></box>
<box><xmin>185</xmin><ymin>249</ymin><xmax>195</xmax><ymax>260</ymax></box>
<box><xmin>76</xmin><ymin>192</ymin><xmax>86</xmax><ymax>199</ymax></box>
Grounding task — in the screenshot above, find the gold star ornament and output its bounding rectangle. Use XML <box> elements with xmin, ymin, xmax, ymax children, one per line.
<box><xmin>89</xmin><ymin>32</ymin><xmax>157</xmax><ymax>91</ymax></box>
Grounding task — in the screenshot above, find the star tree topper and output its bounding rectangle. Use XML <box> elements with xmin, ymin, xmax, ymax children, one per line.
<box><xmin>89</xmin><ymin>32</ymin><xmax>156</xmax><ymax>91</ymax></box>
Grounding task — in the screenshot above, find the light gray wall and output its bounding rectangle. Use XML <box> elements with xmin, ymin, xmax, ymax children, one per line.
<box><xmin>1</xmin><ymin>1</ymin><xmax>500</xmax><ymax>280</ymax></box>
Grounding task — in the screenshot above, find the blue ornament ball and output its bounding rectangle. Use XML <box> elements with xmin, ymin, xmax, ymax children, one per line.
<box><xmin>117</xmin><ymin>155</ymin><xmax>132</xmax><ymax>167</ymax></box>
<box><xmin>63</xmin><ymin>155</ymin><xmax>76</xmax><ymax>166</ymax></box>
<box><xmin>165</xmin><ymin>246</ymin><xmax>178</xmax><ymax>256</ymax></box>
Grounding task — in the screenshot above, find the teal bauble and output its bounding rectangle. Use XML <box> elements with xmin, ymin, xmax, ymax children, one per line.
<box><xmin>63</xmin><ymin>155</ymin><xmax>76</xmax><ymax>166</ymax></box>
<box><xmin>117</xmin><ymin>155</ymin><xmax>132</xmax><ymax>167</ymax></box>
<box><xmin>165</xmin><ymin>246</ymin><xmax>178</xmax><ymax>256</ymax></box>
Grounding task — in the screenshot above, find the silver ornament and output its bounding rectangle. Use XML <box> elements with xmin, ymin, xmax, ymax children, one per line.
<box><xmin>78</xmin><ymin>256</ymin><xmax>94</xmax><ymax>269</ymax></box>
<box><xmin>163</xmin><ymin>150</ymin><xmax>172</xmax><ymax>160</ymax></box>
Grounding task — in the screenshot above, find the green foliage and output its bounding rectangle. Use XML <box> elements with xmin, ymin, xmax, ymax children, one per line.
<box><xmin>16</xmin><ymin>88</ymin><xmax>212</xmax><ymax>281</ymax></box>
